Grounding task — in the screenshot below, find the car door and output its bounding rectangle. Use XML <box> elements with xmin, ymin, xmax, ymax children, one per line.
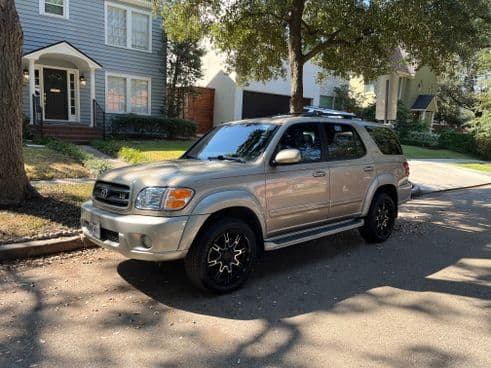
<box><xmin>322</xmin><ymin>122</ymin><xmax>374</xmax><ymax>219</ymax></box>
<box><xmin>265</xmin><ymin>123</ymin><xmax>330</xmax><ymax>235</ymax></box>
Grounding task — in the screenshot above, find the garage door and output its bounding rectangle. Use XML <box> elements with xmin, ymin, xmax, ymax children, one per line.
<box><xmin>242</xmin><ymin>91</ymin><xmax>312</xmax><ymax>119</ymax></box>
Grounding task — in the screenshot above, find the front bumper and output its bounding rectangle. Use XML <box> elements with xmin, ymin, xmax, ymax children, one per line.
<box><xmin>81</xmin><ymin>201</ymin><xmax>189</xmax><ymax>261</ymax></box>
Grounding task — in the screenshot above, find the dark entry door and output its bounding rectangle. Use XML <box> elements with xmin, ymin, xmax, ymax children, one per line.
<box><xmin>44</xmin><ymin>68</ymin><xmax>68</xmax><ymax>120</ymax></box>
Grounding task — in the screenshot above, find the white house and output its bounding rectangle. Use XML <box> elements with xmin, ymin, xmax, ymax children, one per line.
<box><xmin>197</xmin><ymin>43</ymin><xmax>345</xmax><ymax>126</ymax></box>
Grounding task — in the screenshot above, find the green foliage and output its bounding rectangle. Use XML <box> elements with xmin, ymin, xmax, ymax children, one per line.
<box><xmin>401</xmin><ymin>131</ymin><xmax>440</xmax><ymax>148</ymax></box>
<box><xmin>90</xmin><ymin>139</ymin><xmax>124</xmax><ymax>156</ymax></box>
<box><xmin>158</xmin><ymin>0</ymin><xmax>490</xmax><ymax>113</ymax></box>
<box><xmin>475</xmin><ymin>133</ymin><xmax>491</xmax><ymax>160</ymax></box>
<box><xmin>359</xmin><ymin>103</ymin><xmax>376</xmax><ymax>122</ymax></box>
<box><xmin>393</xmin><ymin>101</ymin><xmax>427</xmax><ymax>138</ymax></box>
<box><xmin>118</xmin><ymin>147</ymin><xmax>145</xmax><ymax>164</ymax></box>
<box><xmin>109</xmin><ymin>114</ymin><xmax>197</xmax><ymax>139</ymax></box>
<box><xmin>438</xmin><ymin>129</ymin><xmax>477</xmax><ymax>154</ymax></box>
<box><xmin>43</xmin><ymin>138</ymin><xmax>112</xmax><ymax>175</ymax></box>
<box><xmin>166</xmin><ymin>38</ymin><xmax>205</xmax><ymax>118</ymax></box>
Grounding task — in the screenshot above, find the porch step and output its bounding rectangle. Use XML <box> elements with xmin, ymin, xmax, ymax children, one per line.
<box><xmin>31</xmin><ymin>125</ymin><xmax>103</xmax><ymax>144</ymax></box>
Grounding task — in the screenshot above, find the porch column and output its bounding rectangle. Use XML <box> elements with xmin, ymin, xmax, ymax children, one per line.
<box><xmin>28</xmin><ymin>59</ymin><xmax>35</xmax><ymax>124</ymax></box>
<box><xmin>89</xmin><ymin>68</ymin><xmax>96</xmax><ymax>127</ymax></box>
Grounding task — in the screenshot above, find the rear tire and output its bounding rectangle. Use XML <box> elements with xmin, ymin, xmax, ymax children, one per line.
<box><xmin>359</xmin><ymin>192</ymin><xmax>396</xmax><ymax>243</ymax></box>
<box><xmin>184</xmin><ymin>217</ymin><xmax>257</xmax><ymax>293</ymax></box>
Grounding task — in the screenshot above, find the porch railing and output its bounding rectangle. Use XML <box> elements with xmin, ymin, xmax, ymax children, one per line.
<box><xmin>32</xmin><ymin>93</ymin><xmax>43</xmax><ymax>134</ymax></box>
<box><xmin>92</xmin><ymin>99</ymin><xmax>106</xmax><ymax>140</ymax></box>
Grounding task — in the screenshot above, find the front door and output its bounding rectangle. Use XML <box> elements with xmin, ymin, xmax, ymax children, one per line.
<box><xmin>266</xmin><ymin>123</ymin><xmax>331</xmax><ymax>235</ymax></box>
<box><xmin>43</xmin><ymin>68</ymin><xmax>68</xmax><ymax>120</ymax></box>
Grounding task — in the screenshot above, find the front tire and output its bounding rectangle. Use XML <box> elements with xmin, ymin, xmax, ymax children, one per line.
<box><xmin>359</xmin><ymin>192</ymin><xmax>396</xmax><ymax>243</ymax></box>
<box><xmin>184</xmin><ymin>217</ymin><xmax>257</xmax><ymax>293</ymax></box>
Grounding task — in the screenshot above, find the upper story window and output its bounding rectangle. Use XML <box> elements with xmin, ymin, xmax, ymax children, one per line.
<box><xmin>364</xmin><ymin>81</ymin><xmax>375</xmax><ymax>93</ymax></box>
<box><xmin>39</xmin><ymin>0</ymin><xmax>69</xmax><ymax>19</ymax></box>
<box><xmin>105</xmin><ymin>1</ymin><xmax>152</xmax><ymax>52</ymax></box>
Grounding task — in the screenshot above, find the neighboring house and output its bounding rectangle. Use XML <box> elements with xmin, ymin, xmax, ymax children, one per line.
<box><xmin>197</xmin><ymin>42</ymin><xmax>342</xmax><ymax>126</ymax></box>
<box><xmin>18</xmin><ymin>0</ymin><xmax>164</xmax><ymax>142</ymax></box>
<box><xmin>372</xmin><ymin>49</ymin><xmax>438</xmax><ymax>126</ymax></box>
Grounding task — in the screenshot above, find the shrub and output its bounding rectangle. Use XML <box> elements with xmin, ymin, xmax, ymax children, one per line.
<box><xmin>90</xmin><ymin>139</ymin><xmax>124</xmax><ymax>156</ymax></box>
<box><xmin>438</xmin><ymin>129</ymin><xmax>476</xmax><ymax>154</ymax></box>
<box><xmin>118</xmin><ymin>147</ymin><xmax>145</xmax><ymax>164</ymax></box>
<box><xmin>109</xmin><ymin>114</ymin><xmax>197</xmax><ymax>139</ymax></box>
<box><xmin>475</xmin><ymin>134</ymin><xmax>491</xmax><ymax>160</ymax></box>
<box><xmin>90</xmin><ymin>140</ymin><xmax>146</xmax><ymax>164</ymax></box>
<box><xmin>401</xmin><ymin>131</ymin><xmax>440</xmax><ymax>148</ymax></box>
<box><xmin>44</xmin><ymin>138</ymin><xmax>112</xmax><ymax>175</ymax></box>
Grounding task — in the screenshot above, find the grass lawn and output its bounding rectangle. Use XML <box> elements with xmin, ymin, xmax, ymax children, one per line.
<box><xmin>24</xmin><ymin>146</ymin><xmax>90</xmax><ymax>180</ymax></box>
<box><xmin>454</xmin><ymin>163</ymin><xmax>491</xmax><ymax>173</ymax></box>
<box><xmin>91</xmin><ymin>139</ymin><xmax>195</xmax><ymax>163</ymax></box>
<box><xmin>401</xmin><ymin>145</ymin><xmax>477</xmax><ymax>160</ymax></box>
<box><xmin>125</xmin><ymin>140</ymin><xmax>195</xmax><ymax>161</ymax></box>
<box><xmin>0</xmin><ymin>183</ymin><xmax>93</xmax><ymax>243</ymax></box>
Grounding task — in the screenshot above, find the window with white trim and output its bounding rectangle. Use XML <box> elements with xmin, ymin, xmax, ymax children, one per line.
<box><xmin>105</xmin><ymin>2</ymin><xmax>151</xmax><ymax>52</ymax></box>
<box><xmin>106</xmin><ymin>74</ymin><xmax>150</xmax><ymax>114</ymax></box>
<box><xmin>40</xmin><ymin>0</ymin><xmax>68</xmax><ymax>18</ymax></box>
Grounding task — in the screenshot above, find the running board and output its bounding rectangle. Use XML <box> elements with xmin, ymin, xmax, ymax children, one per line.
<box><xmin>264</xmin><ymin>218</ymin><xmax>364</xmax><ymax>251</ymax></box>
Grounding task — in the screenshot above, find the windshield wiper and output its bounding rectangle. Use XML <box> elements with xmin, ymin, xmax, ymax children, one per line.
<box><xmin>182</xmin><ymin>154</ymin><xmax>198</xmax><ymax>159</ymax></box>
<box><xmin>207</xmin><ymin>155</ymin><xmax>245</xmax><ymax>163</ymax></box>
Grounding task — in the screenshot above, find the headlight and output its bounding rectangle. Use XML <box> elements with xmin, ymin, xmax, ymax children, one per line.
<box><xmin>135</xmin><ymin>187</ymin><xmax>194</xmax><ymax>211</ymax></box>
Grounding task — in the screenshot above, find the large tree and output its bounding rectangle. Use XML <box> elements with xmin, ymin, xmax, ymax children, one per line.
<box><xmin>156</xmin><ymin>0</ymin><xmax>490</xmax><ymax>113</ymax></box>
<box><xmin>0</xmin><ymin>0</ymin><xmax>37</xmax><ymax>207</ymax></box>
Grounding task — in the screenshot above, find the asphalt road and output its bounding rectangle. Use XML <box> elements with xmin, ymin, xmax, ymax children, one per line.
<box><xmin>1</xmin><ymin>186</ymin><xmax>490</xmax><ymax>368</ymax></box>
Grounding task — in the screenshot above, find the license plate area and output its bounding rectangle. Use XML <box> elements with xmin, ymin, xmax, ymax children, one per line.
<box><xmin>87</xmin><ymin>220</ymin><xmax>101</xmax><ymax>239</ymax></box>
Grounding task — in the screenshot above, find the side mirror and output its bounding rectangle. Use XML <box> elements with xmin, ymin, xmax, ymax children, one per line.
<box><xmin>274</xmin><ymin>149</ymin><xmax>301</xmax><ymax>165</ymax></box>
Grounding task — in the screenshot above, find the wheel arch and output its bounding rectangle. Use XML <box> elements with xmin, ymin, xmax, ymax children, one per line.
<box><xmin>179</xmin><ymin>190</ymin><xmax>266</xmax><ymax>252</ymax></box>
<box><xmin>361</xmin><ymin>175</ymin><xmax>399</xmax><ymax>217</ymax></box>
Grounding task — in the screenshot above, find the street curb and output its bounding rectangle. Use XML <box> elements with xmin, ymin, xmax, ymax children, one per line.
<box><xmin>0</xmin><ymin>235</ymin><xmax>97</xmax><ymax>261</ymax></box>
<box><xmin>410</xmin><ymin>182</ymin><xmax>491</xmax><ymax>198</ymax></box>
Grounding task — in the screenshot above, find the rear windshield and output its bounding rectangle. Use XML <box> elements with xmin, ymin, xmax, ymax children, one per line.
<box><xmin>366</xmin><ymin>127</ymin><xmax>403</xmax><ymax>155</ymax></box>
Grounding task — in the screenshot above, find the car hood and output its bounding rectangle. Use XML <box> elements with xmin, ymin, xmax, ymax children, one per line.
<box><xmin>98</xmin><ymin>159</ymin><xmax>257</xmax><ymax>188</ymax></box>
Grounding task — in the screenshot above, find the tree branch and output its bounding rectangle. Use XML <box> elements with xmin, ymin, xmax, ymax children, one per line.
<box><xmin>302</xmin><ymin>28</ymin><xmax>372</xmax><ymax>63</ymax></box>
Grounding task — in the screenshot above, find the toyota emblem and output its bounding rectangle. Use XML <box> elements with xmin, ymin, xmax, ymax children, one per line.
<box><xmin>100</xmin><ymin>187</ymin><xmax>109</xmax><ymax>199</ymax></box>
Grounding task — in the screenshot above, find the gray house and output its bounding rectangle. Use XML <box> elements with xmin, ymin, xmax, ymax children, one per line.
<box><xmin>18</xmin><ymin>0</ymin><xmax>164</xmax><ymax>141</ymax></box>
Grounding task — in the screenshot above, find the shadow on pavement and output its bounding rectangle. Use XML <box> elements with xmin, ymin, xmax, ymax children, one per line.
<box><xmin>118</xmin><ymin>187</ymin><xmax>491</xmax><ymax>321</ymax></box>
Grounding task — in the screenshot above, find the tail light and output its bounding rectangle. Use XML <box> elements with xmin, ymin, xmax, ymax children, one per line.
<box><xmin>403</xmin><ymin>161</ymin><xmax>410</xmax><ymax>177</ymax></box>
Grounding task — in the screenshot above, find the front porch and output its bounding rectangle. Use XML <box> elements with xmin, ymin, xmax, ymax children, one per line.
<box><xmin>23</xmin><ymin>41</ymin><xmax>105</xmax><ymax>143</ymax></box>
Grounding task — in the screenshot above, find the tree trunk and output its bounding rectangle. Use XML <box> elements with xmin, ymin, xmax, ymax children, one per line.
<box><xmin>288</xmin><ymin>0</ymin><xmax>305</xmax><ymax>114</ymax></box>
<box><xmin>0</xmin><ymin>0</ymin><xmax>38</xmax><ymax>207</ymax></box>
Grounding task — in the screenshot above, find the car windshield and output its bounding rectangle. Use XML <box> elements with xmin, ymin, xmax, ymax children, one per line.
<box><xmin>183</xmin><ymin>123</ymin><xmax>278</xmax><ymax>162</ymax></box>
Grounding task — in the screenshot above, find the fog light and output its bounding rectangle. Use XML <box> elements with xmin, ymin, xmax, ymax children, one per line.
<box><xmin>141</xmin><ymin>235</ymin><xmax>152</xmax><ymax>249</ymax></box>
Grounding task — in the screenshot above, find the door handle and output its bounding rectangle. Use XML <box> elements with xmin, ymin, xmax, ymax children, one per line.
<box><xmin>312</xmin><ymin>170</ymin><xmax>326</xmax><ymax>177</ymax></box>
<box><xmin>363</xmin><ymin>166</ymin><xmax>374</xmax><ymax>172</ymax></box>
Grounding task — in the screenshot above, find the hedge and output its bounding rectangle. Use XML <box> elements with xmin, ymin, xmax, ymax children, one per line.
<box><xmin>438</xmin><ymin>129</ymin><xmax>476</xmax><ymax>154</ymax></box>
<box><xmin>109</xmin><ymin>114</ymin><xmax>197</xmax><ymax>139</ymax></box>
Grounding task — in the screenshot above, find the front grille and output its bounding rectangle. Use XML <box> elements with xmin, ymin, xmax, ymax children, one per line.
<box><xmin>93</xmin><ymin>181</ymin><xmax>130</xmax><ymax>207</ymax></box>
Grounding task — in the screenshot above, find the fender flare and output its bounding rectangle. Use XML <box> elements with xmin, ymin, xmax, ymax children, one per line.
<box><xmin>178</xmin><ymin>190</ymin><xmax>266</xmax><ymax>251</ymax></box>
<box><xmin>360</xmin><ymin>174</ymin><xmax>397</xmax><ymax>217</ymax></box>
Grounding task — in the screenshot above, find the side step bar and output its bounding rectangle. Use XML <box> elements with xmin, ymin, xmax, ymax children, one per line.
<box><xmin>264</xmin><ymin>218</ymin><xmax>364</xmax><ymax>251</ymax></box>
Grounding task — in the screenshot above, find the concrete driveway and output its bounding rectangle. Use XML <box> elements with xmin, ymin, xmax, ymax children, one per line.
<box><xmin>409</xmin><ymin>159</ymin><xmax>491</xmax><ymax>194</ymax></box>
<box><xmin>1</xmin><ymin>186</ymin><xmax>490</xmax><ymax>367</ymax></box>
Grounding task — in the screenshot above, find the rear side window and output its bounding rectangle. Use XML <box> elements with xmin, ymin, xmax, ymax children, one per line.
<box><xmin>366</xmin><ymin>127</ymin><xmax>403</xmax><ymax>155</ymax></box>
<box><xmin>323</xmin><ymin>123</ymin><xmax>366</xmax><ymax>160</ymax></box>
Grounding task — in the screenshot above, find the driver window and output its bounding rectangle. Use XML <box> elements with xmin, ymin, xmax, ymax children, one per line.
<box><xmin>278</xmin><ymin>123</ymin><xmax>322</xmax><ymax>163</ymax></box>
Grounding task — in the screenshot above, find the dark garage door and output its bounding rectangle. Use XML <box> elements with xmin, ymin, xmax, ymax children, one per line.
<box><xmin>242</xmin><ymin>91</ymin><xmax>312</xmax><ymax>119</ymax></box>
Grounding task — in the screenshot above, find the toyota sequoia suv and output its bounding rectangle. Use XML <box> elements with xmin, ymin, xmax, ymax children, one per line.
<box><xmin>81</xmin><ymin>115</ymin><xmax>411</xmax><ymax>293</ymax></box>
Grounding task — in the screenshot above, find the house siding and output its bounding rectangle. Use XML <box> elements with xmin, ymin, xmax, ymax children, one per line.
<box><xmin>17</xmin><ymin>0</ymin><xmax>164</xmax><ymax>122</ymax></box>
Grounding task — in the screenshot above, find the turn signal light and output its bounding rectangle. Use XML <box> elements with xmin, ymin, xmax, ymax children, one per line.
<box><xmin>163</xmin><ymin>188</ymin><xmax>194</xmax><ymax>210</ymax></box>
